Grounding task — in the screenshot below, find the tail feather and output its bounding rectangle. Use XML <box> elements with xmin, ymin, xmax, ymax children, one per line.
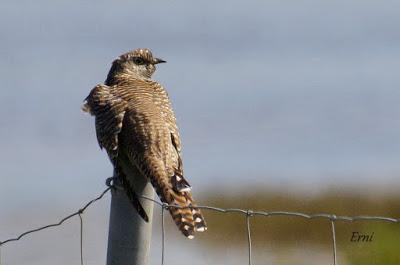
<box><xmin>150</xmin><ymin>177</ymin><xmax>207</xmax><ymax>238</ymax></box>
<box><xmin>171</xmin><ymin>174</ymin><xmax>191</xmax><ymax>192</ymax></box>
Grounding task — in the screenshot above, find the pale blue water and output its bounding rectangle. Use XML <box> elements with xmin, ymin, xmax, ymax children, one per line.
<box><xmin>1</xmin><ymin>0</ymin><xmax>400</xmax><ymax>208</ymax></box>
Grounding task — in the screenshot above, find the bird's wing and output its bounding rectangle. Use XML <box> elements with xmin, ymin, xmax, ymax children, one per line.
<box><xmin>82</xmin><ymin>84</ymin><xmax>127</xmax><ymax>158</ymax></box>
<box><xmin>129</xmin><ymin>79</ymin><xmax>189</xmax><ymax>189</ymax></box>
<box><xmin>147</xmin><ymin>80</ymin><xmax>187</xmax><ymax>187</ymax></box>
<box><xmin>82</xmin><ymin>84</ymin><xmax>149</xmax><ymax>222</ymax></box>
<box><xmin>151</xmin><ymin>81</ymin><xmax>182</xmax><ymax>152</ymax></box>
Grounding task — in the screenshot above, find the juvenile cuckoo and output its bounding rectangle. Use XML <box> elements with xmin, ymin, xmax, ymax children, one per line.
<box><xmin>82</xmin><ymin>48</ymin><xmax>206</xmax><ymax>238</ymax></box>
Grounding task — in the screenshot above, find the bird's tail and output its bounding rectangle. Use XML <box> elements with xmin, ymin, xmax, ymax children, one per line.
<box><xmin>150</xmin><ymin>175</ymin><xmax>207</xmax><ymax>239</ymax></box>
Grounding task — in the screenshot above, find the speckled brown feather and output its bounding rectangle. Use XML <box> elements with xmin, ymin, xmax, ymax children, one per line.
<box><xmin>83</xmin><ymin>48</ymin><xmax>206</xmax><ymax>238</ymax></box>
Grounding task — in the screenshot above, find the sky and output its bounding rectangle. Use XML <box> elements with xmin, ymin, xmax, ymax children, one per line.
<box><xmin>1</xmin><ymin>0</ymin><xmax>400</xmax><ymax>205</ymax></box>
<box><xmin>1</xmin><ymin>1</ymin><xmax>400</xmax><ymax>264</ymax></box>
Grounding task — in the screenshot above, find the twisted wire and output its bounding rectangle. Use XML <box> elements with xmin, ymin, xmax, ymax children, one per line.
<box><xmin>1</xmin><ymin>187</ymin><xmax>399</xmax><ymax>265</ymax></box>
<box><xmin>0</xmin><ymin>187</ymin><xmax>110</xmax><ymax>246</ymax></box>
<box><xmin>139</xmin><ymin>195</ymin><xmax>399</xmax><ymax>265</ymax></box>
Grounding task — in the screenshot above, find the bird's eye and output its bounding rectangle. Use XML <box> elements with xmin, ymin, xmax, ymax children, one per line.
<box><xmin>133</xmin><ymin>57</ymin><xmax>145</xmax><ymax>65</ymax></box>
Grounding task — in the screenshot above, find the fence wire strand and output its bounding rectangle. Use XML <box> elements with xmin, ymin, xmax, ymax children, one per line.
<box><xmin>0</xmin><ymin>187</ymin><xmax>110</xmax><ymax>247</ymax></box>
<box><xmin>79</xmin><ymin>213</ymin><xmax>84</xmax><ymax>265</ymax></box>
<box><xmin>1</xmin><ymin>187</ymin><xmax>400</xmax><ymax>265</ymax></box>
<box><xmin>246</xmin><ymin>210</ymin><xmax>253</xmax><ymax>265</ymax></box>
<box><xmin>161</xmin><ymin>204</ymin><xmax>166</xmax><ymax>265</ymax></box>
<box><xmin>331</xmin><ymin>219</ymin><xmax>337</xmax><ymax>265</ymax></box>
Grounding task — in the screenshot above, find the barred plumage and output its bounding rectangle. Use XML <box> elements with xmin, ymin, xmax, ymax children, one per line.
<box><xmin>83</xmin><ymin>48</ymin><xmax>207</xmax><ymax>238</ymax></box>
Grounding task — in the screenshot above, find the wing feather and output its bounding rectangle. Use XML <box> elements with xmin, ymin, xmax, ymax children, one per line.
<box><xmin>151</xmin><ymin>81</ymin><xmax>182</xmax><ymax>152</ymax></box>
<box><xmin>83</xmin><ymin>84</ymin><xmax>127</xmax><ymax>157</ymax></box>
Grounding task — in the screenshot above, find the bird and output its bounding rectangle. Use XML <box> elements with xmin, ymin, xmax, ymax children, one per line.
<box><xmin>82</xmin><ymin>48</ymin><xmax>207</xmax><ymax>238</ymax></box>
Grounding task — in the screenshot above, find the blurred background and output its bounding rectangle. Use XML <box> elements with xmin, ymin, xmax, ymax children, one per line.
<box><xmin>1</xmin><ymin>0</ymin><xmax>399</xmax><ymax>264</ymax></box>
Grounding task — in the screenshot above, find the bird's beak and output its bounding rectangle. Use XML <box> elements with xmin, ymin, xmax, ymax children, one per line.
<box><xmin>153</xmin><ymin>58</ymin><xmax>166</xmax><ymax>64</ymax></box>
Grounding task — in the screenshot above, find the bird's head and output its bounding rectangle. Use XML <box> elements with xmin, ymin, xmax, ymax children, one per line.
<box><xmin>106</xmin><ymin>48</ymin><xmax>166</xmax><ymax>84</ymax></box>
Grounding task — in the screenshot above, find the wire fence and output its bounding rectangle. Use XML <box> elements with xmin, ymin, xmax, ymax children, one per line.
<box><xmin>1</xmin><ymin>187</ymin><xmax>399</xmax><ymax>265</ymax></box>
